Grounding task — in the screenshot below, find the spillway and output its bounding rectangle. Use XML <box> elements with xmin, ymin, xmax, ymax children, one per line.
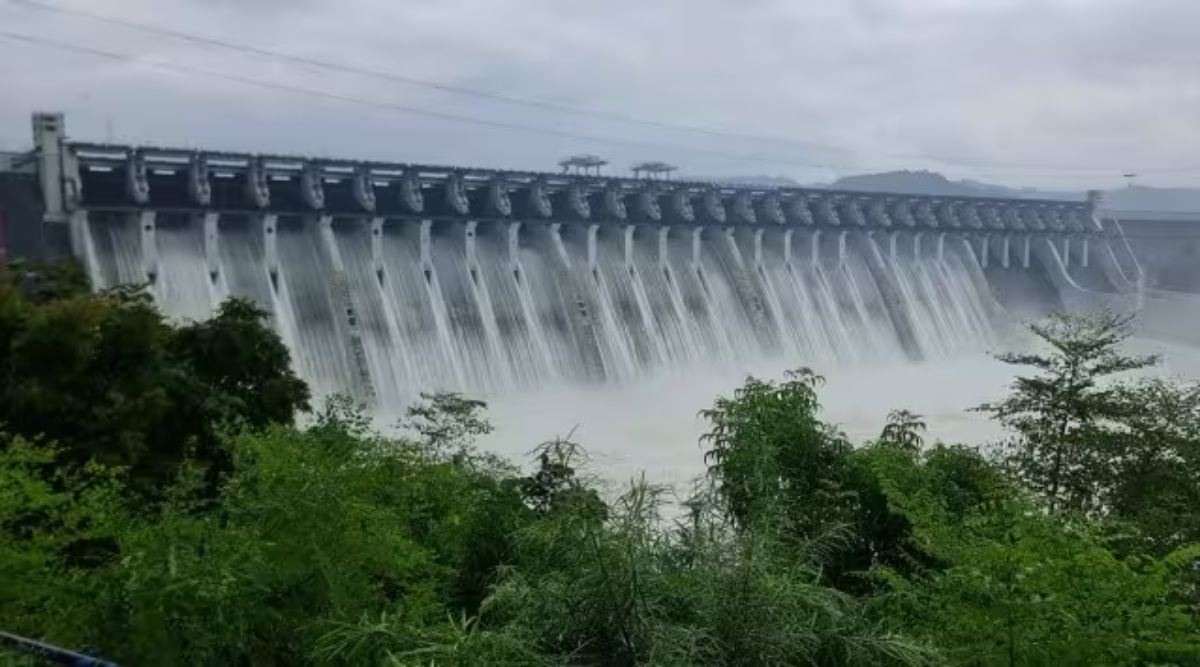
<box><xmin>81</xmin><ymin>213</ymin><xmax>1002</xmax><ymax>406</ymax></box>
<box><xmin>16</xmin><ymin>112</ymin><xmax>1143</xmax><ymax>410</ymax></box>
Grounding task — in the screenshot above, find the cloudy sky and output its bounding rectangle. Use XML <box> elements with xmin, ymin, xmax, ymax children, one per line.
<box><xmin>1</xmin><ymin>0</ymin><xmax>1198</xmax><ymax>189</ymax></box>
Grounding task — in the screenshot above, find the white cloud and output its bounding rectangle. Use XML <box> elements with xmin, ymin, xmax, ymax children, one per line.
<box><xmin>1</xmin><ymin>0</ymin><xmax>1197</xmax><ymax>188</ymax></box>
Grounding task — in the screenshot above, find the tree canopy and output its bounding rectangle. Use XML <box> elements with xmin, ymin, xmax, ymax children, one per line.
<box><xmin>0</xmin><ymin>261</ymin><xmax>309</xmax><ymax>493</ymax></box>
<box><xmin>1</xmin><ymin>268</ymin><xmax>1199</xmax><ymax>665</ymax></box>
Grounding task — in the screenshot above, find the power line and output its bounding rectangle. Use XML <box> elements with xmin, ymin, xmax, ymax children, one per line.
<box><xmin>9</xmin><ymin>0</ymin><xmax>1198</xmax><ymax>176</ymax></box>
<box><xmin>0</xmin><ymin>30</ymin><xmax>862</xmax><ymax>171</ymax></box>
<box><xmin>5</xmin><ymin>0</ymin><xmax>855</xmax><ymax>157</ymax></box>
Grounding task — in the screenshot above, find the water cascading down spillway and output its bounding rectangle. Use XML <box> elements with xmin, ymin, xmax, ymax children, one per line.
<box><xmin>42</xmin><ymin>123</ymin><xmax>1126</xmax><ymax>409</ymax></box>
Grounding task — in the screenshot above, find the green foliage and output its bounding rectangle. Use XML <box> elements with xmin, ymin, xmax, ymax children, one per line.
<box><xmin>316</xmin><ymin>611</ymin><xmax>546</xmax><ymax>666</ymax></box>
<box><xmin>171</xmin><ymin>298</ymin><xmax>311</xmax><ymax>432</ymax></box>
<box><xmin>864</xmin><ymin>411</ymin><xmax>1200</xmax><ymax>665</ymax></box>
<box><xmin>701</xmin><ymin>369</ymin><xmax>853</xmax><ymax>535</ymax></box>
<box><xmin>878</xmin><ymin>482</ymin><xmax>1200</xmax><ymax>664</ymax></box>
<box><xmin>519</xmin><ymin>437</ymin><xmax>606</xmax><ymax>518</ymax></box>
<box><xmin>1</xmin><ymin>396</ymin><xmax>532</xmax><ymax>666</ymax></box>
<box><xmin>1101</xmin><ymin>378</ymin><xmax>1200</xmax><ymax>554</ymax></box>
<box><xmin>2</xmin><ymin>273</ymin><xmax>1198</xmax><ymax>666</ymax></box>
<box><xmin>401</xmin><ymin>391</ymin><xmax>494</xmax><ymax>459</ymax></box>
<box><xmin>878</xmin><ymin>410</ymin><xmax>928</xmax><ymax>453</ymax></box>
<box><xmin>978</xmin><ymin>310</ymin><xmax>1158</xmax><ymax>513</ymax></box>
<box><xmin>4</xmin><ymin>258</ymin><xmax>90</xmax><ymax>303</ymax></box>
<box><xmin>0</xmin><ymin>268</ymin><xmax>308</xmax><ymax>493</ymax></box>
<box><xmin>484</xmin><ymin>473</ymin><xmax>932</xmax><ymax>666</ymax></box>
<box><xmin>0</xmin><ymin>434</ymin><xmax>126</xmax><ymax>650</ymax></box>
<box><xmin>980</xmin><ymin>310</ymin><xmax>1200</xmax><ymax>559</ymax></box>
<box><xmin>700</xmin><ymin>371</ymin><xmax>937</xmax><ymax>593</ymax></box>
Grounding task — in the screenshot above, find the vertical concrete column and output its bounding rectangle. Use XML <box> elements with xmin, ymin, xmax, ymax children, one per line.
<box><xmin>1062</xmin><ymin>236</ymin><xmax>1072</xmax><ymax>268</ymax></box>
<box><xmin>69</xmin><ymin>210</ymin><xmax>91</xmax><ymax>275</ymax></box>
<box><xmin>506</xmin><ymin>221</ymin><xmax>521</xmax><ymax>280</ymax></box>
<box><xmin>888</xmin><ymin>231</ymin><xmax>899</xmax><ymax>263</ymax></box>
<box><xmin>1081</xmin><ymin>237</ymin><xmax>1090</xmax><ymax>268</ymax></box>
<box><xmin>262</xmin><ymin>213</ymin><xmax>279</xmax><ymax>285</ymax></box>
<box><xmin>138</xmin><ymin>211</ymin><xmax>157</xmax><ymax>282</ymax></box>
<box><xmin>370</xmin><ymin>216</ymin><xmax>385</xmax><ymax>279</ymax></box>
<box><xmin>722</xmin><ymin>227</ymin><xmax>745</xmax><ymax>269</ymax></box>
<box><xmin>317</xmin><ymin>214</ymin><xmax>338</xmax><ymax>266</ymax></box>
<box><xmin>836</xmin><ymin>231</ymin><xmax>847</xmax><ymax>266</ymax></box>
<box><xmin>1022</xmin><ymin>235</ymin><xmax>1031</xmax><ymax>269</ymax></box>
<box><xmin>320</xmin><ymin>213</ymin><xmax>375</xmax><ymax>404</ymax></box>
<box><xmin>690</xmin><ymin>227</ymin><xmax>703</xmax><ymax>269</ymax></box>
<box><xmin>202</xmin><ymin>212</ymin><xmax>219</xmax><ymax>281</ymax></box>
<box><xmin>979</xmin><ymin>235</ymin><xmax>989</xmax><ymax>269</ymax></box>
<box><xmin>34</xmin><ymin>114</ymin><xmax>64</xmax><ymax>216</ymax></box>
<box><xmin>782</xmin><ymin>229</ymin><xmax>794</xmax><ymax>265</ymax></box>
<box><xmin>1001</xmin><ymin>236</ymin><xmax>1011</xmax><ymax>269</ymax></box>
<box><xmin>420</xmin><ymin>219</ymin><xmax>434</xmax><ymax>281</ymax></box>
<box><xmin>586</xmin><ymin>223</ymin><xmax>599</xmax><ymax>273</ymax></box>
<box><xmin>657</xmin><ymin>225</ymin><xmax>670</xmax><ymax>270</ymax></box>
<box><xmin>464</xmin><ymin>220</ymin><xmax>479</xmax><ymax>282</ymax></box>
<box><xmin>811</xmin><ymin>230</ymin><xmax>822</xmax><ymax>266</ymax></box>
<box><xmin>752</xmin><ymin>229</ymin><xmax>764</xmax><ymax>269</ymax></box>
<box><xmin>935</xmin><ymin>232</ymin><xmax>945</xmax><ymax>264</ymax></box>
<box><xmin>622</xmin><ymin>224</ymin><xmax>635</xmax><ymax>270</ymax></box>
<box><xmin>550</xmin><ymin>223</ymin><xmax>572</xmax><ymax>268</ymax></box>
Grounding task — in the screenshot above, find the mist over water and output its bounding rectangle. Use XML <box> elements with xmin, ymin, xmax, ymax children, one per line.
<box><xmin>479</xmin><ymin>354</ymin><xmax>1014</xmax><ymax>491</ymax></box>
<box><xmin>478</xmin><ymin>336</ymin><xmax>1200</xmax><ymax>496</ymax></box>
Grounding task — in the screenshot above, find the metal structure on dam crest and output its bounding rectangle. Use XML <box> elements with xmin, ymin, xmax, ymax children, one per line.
<box><xmin>22</xmin><ymin>113</ymin><xmax>1144</xmax><ymax>405</ymax></box>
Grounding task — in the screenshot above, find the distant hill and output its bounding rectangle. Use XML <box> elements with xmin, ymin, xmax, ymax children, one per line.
<box><xmin>828</xmin><ymin>170</ymin><xmax>1077</xmax><ymax>200</ymax></box>
<box><xmin>831</xmin><ymin>170</ymin><xmax>995</xmax><ymax>197</ymax></box>
<box><xmin>827</xmin><ymin>170</ymin><xmax>1200</xmax><ymax>213</ymax></box>
<box><xmin>714</xmin><ymin>169</ymin><xmax>1200</xmax><ymax>214</ymax></box>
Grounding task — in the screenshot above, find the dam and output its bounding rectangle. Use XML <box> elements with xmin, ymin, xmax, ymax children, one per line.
<box><xmin>5</xmin><ymin>113</ymin><xmax>1144</xmax><ymax>407</ymax></box>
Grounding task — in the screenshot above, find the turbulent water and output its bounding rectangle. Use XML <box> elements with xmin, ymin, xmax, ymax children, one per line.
<box><xmin>82</xmin><ymin>214</ymin><xmax>1002</xmax><ymax>408</ymax></box>
<box><xmin>82</xmin><ymin>212</ymin><xmax>1200</xmax><ymax>494</ymax></box>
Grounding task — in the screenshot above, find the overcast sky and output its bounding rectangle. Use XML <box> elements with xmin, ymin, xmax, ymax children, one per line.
<box><xmin>1</xmin><ymin>0</ymin><xmax>1198</xmax><ymax>189</ymax></box>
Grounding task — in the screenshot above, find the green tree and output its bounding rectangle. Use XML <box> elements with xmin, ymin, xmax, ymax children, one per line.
<box><xmin>0</xmin><ymin>434</ymin><xmax>127</xmax><ymax>654</ymax></box>
<box><xmin>5</xmin><ymin>258</ymin><xmax>90</xmax><ymax>303</ymax></box>
<box><xmin>171</xmin><ymin>298</ymin><xmax>311</xmax><ymax>432</ymax></box>
<box><xmin>401</xmin><ymin>392</ymin><xmax>493</xmax><ymax>460</ymax></box>
<box><xmin>0</xmin><ymin>395</ymin><xmax>538</xmax><ymax>666</ymax></box>
<box><xmin>862</xmin><ymin>444</ymin><xmax>1200</xmax><ymax>665</ymax></box>
<box><xmin>878</xmin><ymin>410</ymin><xmax>928</xmax><ymax>453</ymax></box>
<box><xmin>881</xmin><ymin>496</ymin><xmax>1200</xmax><ymax>665</ymax></box>
<box><xmin>1103</xmin><ymin>378</ymin><xmax>1200</xmax><ymax>554</ymax></box>
<box><xmin>519</xmin><ymin>436</ymin><xmax>605</xmax><ymax>518</ymax></box>
<box><xmin>977</xmin><ymin>310</ymin><xmax>1157</xmax><ymax>513</ymax></box>
<box><xmin>0</xmin><ymin>265</ymin><xmax>308</xmax><ymax>492</ymax></box>
<box><xmin>700</xmin><ymin>369</ymin><xmax>853</xmax><ymax>535</ymax></box>
<box><xmin>700</xmin><ymin>371</ymin><xmax>944</xmax><ymax>594</ymax></box>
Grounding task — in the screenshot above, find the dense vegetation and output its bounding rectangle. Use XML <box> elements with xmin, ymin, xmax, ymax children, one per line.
<box><xmin>2</xmin><ymin>261</ymin><xmax>1199</xmax><ymax>665</ymax></box>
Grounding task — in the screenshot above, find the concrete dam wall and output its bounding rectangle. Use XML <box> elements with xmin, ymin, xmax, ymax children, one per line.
<box><xmin>16</xmin><ymin>113</ymin><xmax>1140</xmax><ymax>406</ymax></box>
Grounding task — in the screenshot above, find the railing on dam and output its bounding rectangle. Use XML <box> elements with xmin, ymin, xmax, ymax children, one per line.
<box><xmin>59</xmin><ymin>139</ymin><xmax>1100</xmax><ymax>236</ymax></box>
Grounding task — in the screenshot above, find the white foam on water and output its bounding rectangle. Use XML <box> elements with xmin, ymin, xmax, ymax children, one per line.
<box><xmin>477</xmin><ymin>353</ymin><xmax>1014</xmax><ymax>491</ymax></box>
<box><xmin>79</xmin><ymin>211</ymin><xmax>1200</xmax><ymax>492</ymax></box>
<box><xmin>99</xmin><ymin>214</ymin><xmax>1200</xmax><ymax>490</ymax></box>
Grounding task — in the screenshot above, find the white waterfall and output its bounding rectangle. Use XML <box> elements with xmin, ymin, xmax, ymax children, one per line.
<box><xmin>81</xmin><ymin>214</ymin><xmax>1003</xmax><ymax>408</ymax></box>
